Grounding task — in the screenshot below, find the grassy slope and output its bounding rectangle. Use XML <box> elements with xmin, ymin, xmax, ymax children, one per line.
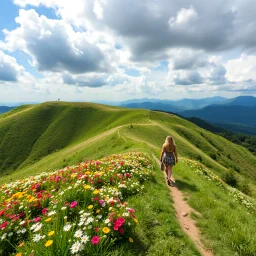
<box><xmin>1</xmin><ymin>102</ymin><xmax>256</xmax><ymax>255</ymax></box>
<box><xmin>174</xmin><ymin>159</ymin><xmax>256</xmax><ymax>256</ymax></box>
<box><xmin>1</xmin><ymin>102</ymin><xmax>256</xmax><ymax>195</ymax></box>
<box><xmin>0</xmin><ymin>102</ymin><xmax>147</xmax><ymax>173</ymax></box>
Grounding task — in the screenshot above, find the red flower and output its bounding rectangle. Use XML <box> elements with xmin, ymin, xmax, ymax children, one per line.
<box><xmin>42</xmin><ymin>208</ymin><xmax>48</xmax><ymax>215</ymax></box>
<box><xmin>0</xmin><ymin>221</ymin><xmax>8</xmax><ymax>229</ymax></box>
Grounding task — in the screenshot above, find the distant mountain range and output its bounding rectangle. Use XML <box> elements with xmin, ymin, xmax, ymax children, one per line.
<box><xmin>120</xmin><ymin>96</ymin><xmax>227</xmax><ymax>112</ymax></box>
<box><xmin>0</xmin><ymin>106</ymin><xmax>15</xmax><ymax>114</ymax></box>
<box><xmin>120</xmin><ymin>96</ymin><xmax>256</xmax><ymax>135</ymax></box>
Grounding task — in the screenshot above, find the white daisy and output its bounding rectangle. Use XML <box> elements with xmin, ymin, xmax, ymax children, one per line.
<box><xmin>33</xmin><ymin>223</ymin><xmax>43</xmax><ymax>232</ymax></box>
<box><xmin>63</xmin><ymin>223</ymin><xmax>72</xmax><ymax>232</ymax></box>
<box><xmin>33</xmin><ymin>234</ymin><xmax>43</xmax><ymax>242</ymax></box>
<box><xmin>74</xmin><ymin>230</ymin><xmax>83</xmax><ymax>238</ymax></box>
<box><xmin>70</xmin><ymin>241</ymin><xmax>83</xmax><ymax>254</ymax></box>
<box><xmin>48</xmin><ymin>210</ymin><xmax>56</xmax><ymax>216</ymax></box>
<box><xmin>1</xmin><ymin>233</ymin><xmax>7</xmax><ymax>240</ymax></box>
<box><xmin>81</xmin><ymin>235</ymin><xmax>89</xmax><ymax>244</ymax></box>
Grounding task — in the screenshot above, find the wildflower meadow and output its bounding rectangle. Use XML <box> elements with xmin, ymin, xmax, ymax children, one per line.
<box><xmin>0</xmin><ymin>152</ymin><xmax>155</xmax><ymax>256</ymax></box>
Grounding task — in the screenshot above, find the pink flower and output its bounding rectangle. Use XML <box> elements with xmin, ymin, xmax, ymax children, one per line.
<box><xmin>119</xmin><ymin>228</ymin><xmax>125</xmax><ymax>234</ymax></box>
<box><xmin>33</xmin><ymin>217</ymin><xmax>41</xmax><ymax>223</ymax></box>
<box><xmin>70</xmin><ymin>201</ymin><xmax>78</xmax><ymax>208</ymax></box>
<box><xmin>42</xmin><ymin>208</ymin><xmax>48</xmax><ymax>215</ymax></box>
<box><xmin>91</xmin><ymin>236</ymin><xmax>100</xmax><ymax>245</ymax></box>
<box><xmin>0</xmin><ymin>221</ymin><xmax>8</xmax><ymax>229</ymax></box>
<box><xmin>99</xmin><ymin>200</ymin><xmax>105</xmax><ymax>205</ymax></box>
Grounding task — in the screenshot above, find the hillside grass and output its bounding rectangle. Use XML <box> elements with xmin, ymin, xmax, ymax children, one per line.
<box><xmin>1</xmin><ymin>102</ymin><xmax>256</xmax><ymax>255</ymax></box>
<box><xmin>174</xmin><ymin>159</ymin><xmax>256</xmax><ymax>256</ymax></box>
<box><xmin>109</xmin><ymin>157</ymin><xmax>200</xmax><ymax>256</ymax></box>
<box><xmin>1</xmin><ymin>102</ymin><xmax>256</xmax><ymax>196</ymax></box>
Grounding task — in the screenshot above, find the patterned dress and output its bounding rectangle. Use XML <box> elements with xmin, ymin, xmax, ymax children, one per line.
<box><xmin>163</xmin><ymin>151</ymin><xmax>176</xmax><ymax>166</ymax></box>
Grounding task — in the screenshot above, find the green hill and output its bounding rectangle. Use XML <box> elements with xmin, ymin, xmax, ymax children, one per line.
<box><xmin>1</xmin><ymin>101</ymin><xmax>256</xmax><ymax>196</ymax></box>
<box><xmin>1</xmin><ymin>101</ymin><xmax>256</xmax><ymax>255</ymax></box>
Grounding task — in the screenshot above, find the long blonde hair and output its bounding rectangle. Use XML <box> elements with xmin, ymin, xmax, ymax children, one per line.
<box><xmin>163</xmin><ymin>136</ymin><xmax>176</xmax><ymax>152</ymax></box>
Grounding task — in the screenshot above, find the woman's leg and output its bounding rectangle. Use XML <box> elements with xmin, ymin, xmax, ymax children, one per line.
<box><xmin>167</xmin><ymin>165</ymin><xmax>172</xmax><ymax>181</ymax></box>
<box><xmin>165</xmin><ymin>164</ymin><xmax>168</xmax><ymax>177</ymax></box>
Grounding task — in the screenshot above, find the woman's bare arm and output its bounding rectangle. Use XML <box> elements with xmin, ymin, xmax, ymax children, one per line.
<box><xmin>174</xmin><ymin>146</ymin><xmax>178</xmax><ymax>163</ymax></box>
<box><xmin>160</xmin><ymin>146</ymin><xmax>164</xmax><ymax>161</ymax></box>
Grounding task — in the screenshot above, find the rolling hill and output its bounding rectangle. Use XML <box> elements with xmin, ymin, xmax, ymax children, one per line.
<box><xmin>1</xmin><ymin>101</ymin><xmax>256</xmax><ymax>196</ymax></box>
<box><xmin>1</xmin><ymin>101</ymin><xmax>256</xmax><ymax>255</ymax></box>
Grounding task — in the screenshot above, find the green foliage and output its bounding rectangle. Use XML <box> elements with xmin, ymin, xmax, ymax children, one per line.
<box><xmin>223</xmin><ymin>171</ymin><xmax>238</xmax><ymax>187</ymax></box>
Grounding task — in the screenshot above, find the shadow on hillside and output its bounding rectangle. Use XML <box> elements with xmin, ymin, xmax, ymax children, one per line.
<box><xmin>112</xmin><ymin>233</ymin><xmax>148</xmax><ymax>255</ymax></box>
<box><xmin>174</xmin><ymin>179</ymin><xmax>199</xmax><ymax>192</ymax></box>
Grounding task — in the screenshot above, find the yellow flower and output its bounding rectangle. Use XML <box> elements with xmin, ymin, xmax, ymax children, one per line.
<box><xmin>129</xmin><ymin>237</ymin><xmax>134</xmax><ymax>243</ymax></box>
<box><xmin>133</xmin><ymin>218</ymin><xmax>138</xmax><ymax>223</ymax></box>
<box><xmin>96</xmin><ymin>209</ymin><xmax>101</xmax><ymax>213</ymax></box>
<box><xmin>16</xmin><ymin>253</ymin><xmax>22</xmax><ymax>256</ymax></box>
<box><xmin>45</xmin><ymin>240</ymin><xmax>53</xmax><ymax>247</ymax></box>
<box><xmin>93</xmin><ymin>190</ymin><xmax>99</xmax><ymax>195</ymax></box>
<box><xmin>45</xmin><ymin>218</ymin><xmax>52</xmax><ymax>222</ymax></box>
<box><xmin>48</xmin><ymin>231</ymin><xmax>55</xmax><ymax>236</ymax></box>
<box><xmin>84</xmin><ymin>185</ymin><xmax>90</xmax><ymax>190</ymax></box>
<box><xmin>102</xmin><ymin>227</ymin><xmax>110</xmax><ymax>234</ymax></box>
<box><xmin>88</xmin><ymin>205</ymin><xmax>93</xmax><ymax>209</ymax></box>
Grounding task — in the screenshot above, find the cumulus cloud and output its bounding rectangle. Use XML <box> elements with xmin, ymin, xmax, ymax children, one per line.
<box><xmin>168</xmin><ymin>6</ymin><xmax>198</xmax><ymax>28</ymax></box>
<box><xmin>0</xmin><ymin>50</ymin><xmax>23</xmax><ymax>82</ymax></box>
<box><xmin>2</xmin><ymin>9</ymin><xmax>110</xmax><ymax>74</ymax></box>
<box><xmin>5</xmin><ymin>0</ymin><xmax>256</xmax><ymax>97</ymax></box>
<box><xmin>62</xmin><ymin>73</ymin><xmax>107</xmax><ymax>87</ymax></box>
<box><xmin>170</xmin><ymin>70</ymin><xmax>204</xmax><ymax>86</ymax></box>
<box><xmin>169</xmin><ymin>49</ymin><xmax>208</xmax><ymax>70</ymax></box>
<box><xmin>225</xmin><ymin>54</ymin><xmax>256</xmax><ymax>82</ymax></box>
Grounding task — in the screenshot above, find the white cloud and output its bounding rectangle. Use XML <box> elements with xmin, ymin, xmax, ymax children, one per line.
<box><xmin>4</xmin><ymin>0</ymin><xmax>256</xmax><ymax>100</ymax></box>
<box><xmin>168</xmin><ymin>6</ymin><xmax>198</xmax><ymax>28</ymax></box>
<box><xmin>0</xmin><ymin>50</ymin><xmax>24</xmax><ymax>82</ymax></box>
<box><xmin>225</xmin><ymin>54</ymin><xmax>256</xmax><ymax>82</ymax></box>
<box><xmin>93</xmin><ymin>0</ymin><xmax>104</xmax><ymax>20</ymax></box>
<box><xmin>1</xmin><ymin>9</ymin><xmax>110</xmax><ymax>74</ymax></box>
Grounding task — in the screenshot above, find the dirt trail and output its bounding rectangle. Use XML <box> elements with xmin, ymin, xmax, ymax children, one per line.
<box><xmin>0</xmin><ymin>105</ymin><xmax>36</xmax><ymax>122</ymax></box>
<box><xmin>152</xmin><ymin>154</ymin><xmax>214</xmax><ymax>256</ymax></box>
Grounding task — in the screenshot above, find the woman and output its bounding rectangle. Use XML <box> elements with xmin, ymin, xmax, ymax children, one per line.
<box><xmin>160</xmin><ymin>136</ymin><xmax>178</xmax><ymax>186</ymax></box>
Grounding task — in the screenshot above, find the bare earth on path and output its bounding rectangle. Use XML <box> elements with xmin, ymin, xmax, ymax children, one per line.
<box><xmin>168</xmin><ymin>178</ymin><xmax>214</xmax><ymax>256</ymax></box>
<box><xmin>152</xmin><ymin>155</ymin><xmax>214</xmax><ymax>256</ymax></box>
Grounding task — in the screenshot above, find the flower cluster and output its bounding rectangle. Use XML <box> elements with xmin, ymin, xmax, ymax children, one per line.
<box><xmin>0</xmin><ymin>152</ymin><xmax>154</xmax><ymax>255</ymax></box>
<box><xmin>181</xmin><ymin>157</ymin><xmax>225</xmax><ymax>186</ymax></box>
<box><xmin>181</xmin><ymin>157</ymin><xmax>256</xmax><ymax>212</ymax></box>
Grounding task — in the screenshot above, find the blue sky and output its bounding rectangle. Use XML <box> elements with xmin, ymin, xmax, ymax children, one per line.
<box><xmin>0</xmin><ymin>0</ymin><xmax>256</xmax><ymax>104</ymax></box>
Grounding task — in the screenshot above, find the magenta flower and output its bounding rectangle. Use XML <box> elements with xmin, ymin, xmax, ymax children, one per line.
<box><xmin>0</xmin><ymin>221</ymin><xmax>8</xmax><ymax>229</ymax></box>
<box><xmin>70</xmin><ymin>201</ymin><xmax>78</xmax><ymax>208</ymax></box>
<box><xmin>33</xmin><ymin>217</ymin><xmax>41</xmax><ymax>223</ymax></box>
<box><xmin>91</xmin><ymin>236</ymin><xmax>100</xmax><ymax>245</ymax></box>
<box><xmin>42</xmin><ymin>208</ymin><xmax>48</xmax><ymax>215</ymax></box>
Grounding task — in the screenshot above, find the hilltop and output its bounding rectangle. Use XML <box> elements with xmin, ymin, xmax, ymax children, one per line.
<box><xmin>1</xmin><ymin>101</ymin><xmax>256</xmax><ymax>195</ymax></box>
<box><xmin>1</xmin><ymin>101</ymin><xmax>256</xmax><ymax>255</ymax></box>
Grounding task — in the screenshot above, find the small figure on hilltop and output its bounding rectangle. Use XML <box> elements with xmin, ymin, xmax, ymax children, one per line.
<box><xmin>160</xmin><ymin>136</ymin><xmax>178</xmax><ymax>186</ymax></box>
